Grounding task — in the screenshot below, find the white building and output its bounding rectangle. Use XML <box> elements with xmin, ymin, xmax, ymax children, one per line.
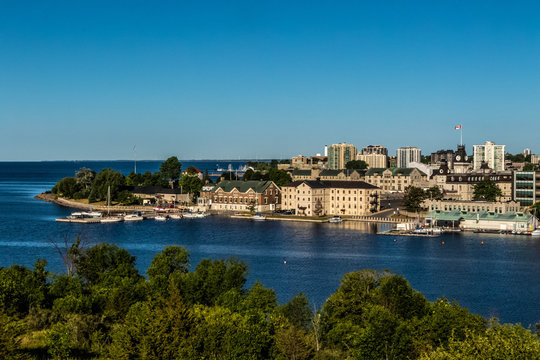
<box><xmin>396</xmin><ymin>147</ymin><xmax>421</xmax><ymax>168</ymax></box>
<box><xmin>473</xmin><ymin>141</ymin><xmax>505</xmax><ymax>171</ymax></box>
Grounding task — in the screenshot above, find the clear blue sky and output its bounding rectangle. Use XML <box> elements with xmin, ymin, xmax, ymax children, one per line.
<box><xmin>1</xmin><ymin>1</ymin><xmax>539</xmax><ymax>160</ymax></box>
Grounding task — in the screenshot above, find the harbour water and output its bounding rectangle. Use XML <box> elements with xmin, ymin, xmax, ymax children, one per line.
<box><xmin>0</xmin><ymin>161</ymin><xmax>539</xmax><ymax>327</ymax></box>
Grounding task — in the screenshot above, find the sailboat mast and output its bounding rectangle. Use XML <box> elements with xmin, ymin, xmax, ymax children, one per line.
<box><xmin>107</xmin><ymin>185</ymin><xmax>111</xmax><ymax>216</ymax></box>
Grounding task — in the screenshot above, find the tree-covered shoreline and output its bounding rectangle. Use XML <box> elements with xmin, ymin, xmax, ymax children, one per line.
<box><xmin>1</xmin><ymin>241</ymin><xmax>538</xmax><ymax>359</ymax></box>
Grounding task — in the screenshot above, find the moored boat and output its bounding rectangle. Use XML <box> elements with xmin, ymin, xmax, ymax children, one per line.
<box><xmin>183</xmin><ymin>212</ymin><xmax>207</xmax><ymax>219</ymax></box>
<box><xmin>328</xmin><ymin>216</ymin><xmax>342</xmax><ymax>223</ymax></box>
<box><xmin>124</xmin><ymin>212</ymin><xmax>143</xmax><ymax>221</ymax></box>
<box><xmin>252</xmin><ymin>213</ymin><xmax>266</xmax><ymax>221</ymax></box>
<box><xmin>155</xmin><ymin>215</ymin><xmax>168</xmax><ymax>221</ymax></box>
<box><xmin>169</xmin><ymin>214</ymin><xmax>183</xmax><ymax>220</ymax></box>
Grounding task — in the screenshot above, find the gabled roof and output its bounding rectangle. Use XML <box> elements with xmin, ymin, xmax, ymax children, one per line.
<box><xmin>285</xmin><ymin>180</ymin><xmax>379</xmax><ymax>190</ymax></box>
<box><xmin>212</xmin><ymin>180</ymin><xmax>275</xmax><ymax>194</ymax></box>
<box><xmin>184</xmin><ymin>167</ymin><xmax>203</xmax><ymax>174</ymax></box>
<box><xmin>292</xmin><ymin>169</ymin><xmax>312</xmax><ymax>176</ymax></box>
<box><xmin>319</xmin><ymin>169</ymin><xmax>344</xmax><ymax>176</ymax></box>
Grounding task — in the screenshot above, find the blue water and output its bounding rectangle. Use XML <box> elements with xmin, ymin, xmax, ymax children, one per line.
<box><xmin>1</xmin><ymin>161</ymin><xmax>539</xmax><ymax>327</ymax></box>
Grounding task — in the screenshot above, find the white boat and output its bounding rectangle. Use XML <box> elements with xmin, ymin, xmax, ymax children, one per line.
<box><xmin>82</xmin><ymin>211</ymin><xmax>102</xmax><ymax>218</ymax></box>
<box><xmin>124</xmin><ymin>212</ymin><xmax>143</xmax><ymax>221</ymax></box>
<box><xmin>67</xmin><ymin>212</ymin><xmax>84</xmax><ymax>219</ymax></box>
<box><xmin>100</xmin><ymin>216</ymin><xmax>123</xmax><ymax>223</ymax></box>
<box><xmin>252</xmin><ymin>213</ymin><xmax>266</xmax><ymax>221</ymax></box>
<box><xmin>328</xmin><ymin>216</ymin><xmax>343</xmax><ymax>223</ymax></box>
<box><xmin>183</xmin><ymin>212</ymin><xmax>207</xmax><ymax>219</ymax></box>
<box><xmin>531</xmin><ymin>229</ymin><xmax>540</xmax><ymax>236</ymax></box>
<box><xmin>155</xmin><ymin>215</ymin><xmax>168</xmax><ymax>221</ymax></box>
<box><xmin>169</xmin><ymin>214</ymin><xmax>183</xmax><ymax>220</ymax></box>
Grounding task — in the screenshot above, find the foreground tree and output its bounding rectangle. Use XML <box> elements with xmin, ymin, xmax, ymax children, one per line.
<box><xmin>421</xmin><ymin>322</ymin><xmax>540</xmax><ymax>359</ymax></box>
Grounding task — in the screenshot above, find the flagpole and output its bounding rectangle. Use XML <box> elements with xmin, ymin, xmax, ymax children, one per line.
<box><xmin>460</xmin><ymin>127</ymin><xmax>462</xmax><ymax>146</ymax></box>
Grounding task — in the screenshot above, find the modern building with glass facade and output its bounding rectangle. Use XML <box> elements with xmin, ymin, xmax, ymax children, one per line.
<box><xmin>327</xmin><ymin>143</ymin><xmax>357</xmax><ymax>169</ymax></box>
<box><xmin>513</xmin><ymin>171</ymin><xmax>540</xmax><ymax>206</ymax></box>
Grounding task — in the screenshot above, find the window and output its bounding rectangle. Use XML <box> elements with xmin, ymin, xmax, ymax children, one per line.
<box><xmin>265</xmin><ymin>198</ymin><xmax>268</xmax><ymax>204</ymax></box>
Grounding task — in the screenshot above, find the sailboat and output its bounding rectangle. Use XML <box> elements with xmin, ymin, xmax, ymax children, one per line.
<box><xmin>101</xmin><ymin>186</ymin><xmax>124</xmax><ymax>223</ymax></box>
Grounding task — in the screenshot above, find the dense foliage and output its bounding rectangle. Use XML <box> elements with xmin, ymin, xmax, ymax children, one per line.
<box><xmin>505</xmin><ymin>153</ymin><xmax>531</xmax><ymax>163</ymax></box>
<box><xmin>345</xmin><ymin>160</ymin><xmax>368</xmax><ymax>170</ymax></box>
<box><xmin>243</xmin><ymin>168</ymin><xmax>292</xmax><ymax>187</ymax></box>
<box><xmin>1</xmin><ymin>243</ymin><xmax>538</xmax><ymax>359</ymax></box>
<box><xmin>51</xmin><ymin>157</ymin><xmax>206</xmax><ymax>204</ymax></box>
<box><xmin>403</xmin><ymin>186</ymin><xmax>443</xmax><ymax>212</ymax></box>
<box><xmin>473</xmin><ymin>179</ymin><xmax>503</xmax><ymax>202</ymax></box>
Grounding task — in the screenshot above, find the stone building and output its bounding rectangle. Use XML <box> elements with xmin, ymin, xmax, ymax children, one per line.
<box><xmin>198</xmin><ymin>180</ymin><xmax>281</xmax><ymax>212</ymax></box>
<box><xmin>364</xmin><ymin>168</ymin><xmax>429</xmax><ymax>192</ymax></box>
<box><xmin>281</xmin><ymin>180</ymin><xmax>380</xmax><ymax>217</ymax></box>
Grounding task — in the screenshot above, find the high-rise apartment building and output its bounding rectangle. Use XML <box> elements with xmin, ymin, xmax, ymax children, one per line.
<box><xmin>396</xmin><ymin>147</ymin><xmax>421</xmax><ymax>168</ymax></box>
<box><xmin>361</xmin><ymin>145</ymin><xmax>388</xmax><ymax>156</ymax></box>
<box><xmin>473</xmin><ymin>141</ymin><xmax>505</xmax><ymax>171</ymax></box>
<box><xmin>327</xmin><ymin>143</ymin><xmax>357</xmax><ymax>169</ymax></box>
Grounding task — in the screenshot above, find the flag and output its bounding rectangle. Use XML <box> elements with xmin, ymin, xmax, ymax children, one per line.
<box><xmin>454</xmin><ymin>125</ymin><xmax>462</xmax><ymax>130</ymax></box>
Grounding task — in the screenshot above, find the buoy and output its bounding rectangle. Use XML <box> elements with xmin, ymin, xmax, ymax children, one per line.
<box><xmin>393</xmin><ymin>239</ymin><xmax>397</xmax><ymax>242</ymax></box>
<box><xmin>283</xmin><ymin>260</ymin><xmax>287</xmax><ymax>264</ymax></box>
<box><xmin>441</xmin><ymin>241</ymin><xmax>445</xmax><ymax>245</ymax></box>
<box><xmin>481</xmin><ymin>241</ymin><xmax>484</xmax><ymax>245</ymax></box>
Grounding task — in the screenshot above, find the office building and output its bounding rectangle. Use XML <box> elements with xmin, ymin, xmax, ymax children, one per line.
<box><xmin>513</xmin><ymin>171</ymin><xmax>540</xmax><ymax>206</ymax></box>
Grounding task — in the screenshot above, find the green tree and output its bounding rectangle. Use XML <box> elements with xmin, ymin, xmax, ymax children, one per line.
<box><xmin>275</xmin><ymin>324</ymin><xmax>314</xmax><ymax>360</ymax></box>
<box><xmin>422</xmin><ymin>322</ymin><xmax>540</xmax><ymax>360</ymax></box>
<box><xmin>75</xmin><ymin>167</ymin><xmax>96</xmax><ymax>191</ymax></box>
<box><xmin>279</xmin><ymin>293</ymin><xmax>313</xmax><ymax>329</ymax></box>
<box><xmin>473</xmin><ymin>179</ymin><xmax>502</xmax><ymax>201</ymax></box>
<box><xmin>0</xmin><ymin>260</ymin><xmax>49</xmax><ymax>316</ymax></box>
<box><xmin>421</xmin><ymin>155</ymin><xmax>431</xmax><ymax>164</ymax></box>
<box><xmin>179</xmin><ymin>175</ymin><xmax>204</xmax><ymax>195</ymax></box>
<box><xmin>87</xmin><ymin>168</ymin><xmax>126</xmax><ymax>203</ymax></box>
<box><xmin>523</xmin><ymin>163</ymin><xmax>539</xmax><ymax>171</ymax></box>
<box><xmin>268</xmin><ymin>168</ymin><xmax>292</xmax><ymax>187</ymax></box>
<box><xmin>53</xmin><ymin>177</ymin><xmax>80</xmax><ymax>198</ymax></box>
<box><xmin>109</xmin><ymin>291</ymin><xmax>196</xmax><ymax>359</ymax></box>
<box><xmin>403</xmin><ymin>186</ymin><xmax>427</xmax><ymax>212</ymax></box>
<box><xmin>425</xmin><ymin>186</ymin><xmax>443</xmax><ymax>200</ymax></box>
<box><xmin>159</xmin><ymin>156</ymin><xmax>182</xmax><ymax>187</ymax></box>
<box><xmin>0</xmin><ymin>309</ymin><xmax>27</xmax><ymax>359</ymax></box>
<box><xmin>75</xmin><ymin>243</ymin><xmax>141</xmax><ymax>287</ymax></box>
<box><xmin>178</xmin><ymin>258</ymin><xmax>248</xmax><ymax>306</ymax></box>
<box><xmin>148</xmin><ymin>246</ymin><xmax>190</xmax><ymax>297</ymax></box>
<box><xmin>345</xmin><ymin>160</ymin><xmax>368</xmax><ymax>170</ymax></box>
